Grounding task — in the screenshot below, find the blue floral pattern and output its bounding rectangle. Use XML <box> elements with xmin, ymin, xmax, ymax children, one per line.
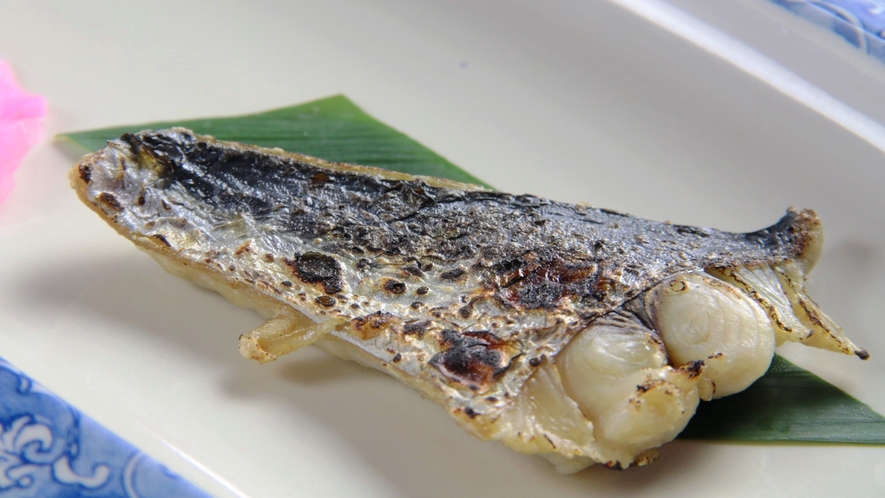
<box><xmin>771</xmin><ymin>0</ymin><xmax>885</xmax><ymax>62</ymax></box>
<box><xmin>0</xmin><ymin>357</ymin><xmax>209</xmax><ymax>498</ymax></box>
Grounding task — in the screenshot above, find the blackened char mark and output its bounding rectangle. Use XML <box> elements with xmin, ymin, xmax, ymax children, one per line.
<box><xmin>152</xmin><ymin>234</ymin><xmax>171</xmax><ymax>247</ymax></box>
<box><xmin>97</xmin><ymin>192</ymin><xmax>123</xmax><ymax>212</ymax></box>
<box><xmin>430</xmin><ymin>330</ymin><xmax>513</xmax><ymax>393</ymax></box>
<box><xmin>352</xmin><ymin>311</ymin><xmax>399</xmax><ymax>340</ymax></box>
<box><xmin>741</xmin><ymin>208</ymin><xmax>820</xmax><ymax>257</ymax></box>
<box><xmin>121</xmin><ymin>132</ymin><xmax>179</xmax><ymax>178</ymax></box>
<box><xmin>402</xmin><ymin>265</ymin><xmax>424</xmax><ymax>277</ymax></box>
<box><xmin>367</xmin><ymin>182</ymin><xmax>438</xmax><ymax>222</ymax></box>
<box><xmin>136</xmin><ymin>131</ymin><xmax>280</xmax><ymax>219</ymax></box>
<box><xmin>316</xmin><ymin>295</ymin><xmax>336</xmax><ymax>307</ymax></box>
<box><xmin>491</xmin><ymin>249</ymin><xmax>600</xmax><ymax>310</ymax></box>
<box><xmin>285</xmin><ymin>252</ymin><xmax>344</xmax><ymax>295</ymax></box>
<box><xmin>439</xmin><ymin>268</ymin><xmax>466</xmax><ymax>281</ymax></box>
<box><xmin>78</xmin><ymin>164</ymin><xmax>92</xmax><ymax>184</ymax></box>
<box><xmin>403</xmin><ymin>320</ymin><xmax>431</xmax><ymax>337</ymax></box>
<box><xmin>383</xmin><ymin>279</ymin><xmax>407</xmax><ymax>294</ymax></box>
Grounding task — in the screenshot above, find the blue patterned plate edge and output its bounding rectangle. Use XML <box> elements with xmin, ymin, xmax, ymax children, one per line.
<box><xmin>771</xmin><ymin>0</ymin><xmax>885</xmax><ymax>62</ymax></box>
<box><xmin>0</xmin><ymin>355</ymin><xmax>211</xmax><ymax>498</ymax></box>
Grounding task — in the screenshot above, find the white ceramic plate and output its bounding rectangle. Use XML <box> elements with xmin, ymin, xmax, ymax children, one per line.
<box><xmin>2</xmin><ymin>1</ymin><xmax>885</xmax><ymax>496</ymax></box>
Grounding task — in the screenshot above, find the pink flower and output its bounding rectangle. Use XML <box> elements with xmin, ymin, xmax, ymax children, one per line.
<box><xmin>0</xmin><ymin>58</ymin><xmax>47</xmax><ymax>203</ymax></box>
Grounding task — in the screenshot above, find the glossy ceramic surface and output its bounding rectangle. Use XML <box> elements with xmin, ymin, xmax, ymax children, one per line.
<box><xmin>0</xmin><ymin>356</ymin><xmax>209</xmax><ymax>497</ymax></box>
<box><xmin>2</xmin><ymin>1</ymin><xmax>885</xmax><ymax>496</ymax></box>
<box><xmin>772</xmin><ymin>0</ymin><xmax>885</xmax><ymax>62</ymax></box>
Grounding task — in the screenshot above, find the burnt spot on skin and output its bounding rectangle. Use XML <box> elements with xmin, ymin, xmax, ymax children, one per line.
<box><xmin>137</xmin><ymin>195</ymin><xmax>146</xmax><ymax>206</ymax></box>
<box><xmin>492</xmin><ymin>249</ymin><xmax>602</xmax><ymax>310</ymax></box>
<box><xmin>121</xmin><ymin>132</ymin><xmax>177</xmax><ymax>176</ymax></box>
<box><xmin>78</xmin><ymin>164</ymin><xmax>92</xmax><ymax>184</ymax></box>
<box><xmin>235</xmin><ymin>243</ymin><xmax>252</xmax><ymax>256</ymax></box>
<box><xmin>458</xmin><ymin>306</ymin><xmax>473</xmax><ymax>319</ymax></box>
<box><xmin>440</xmin><ymin>268</ymin><xmax>466</xmax><ymax>281</ymax></box>
<box><xmin>411</xmin><ymin>301</ymin><xmax>424</xmax><ymax>309</ymax></box>
<box><xmin>430</xmin><ymin>330</ymin><xmax>514</xmax><ymax>393</ymax></box>
<box><xmin>152</xmin><ymin>234</ymin><xmax>171</xmax><ymax>247</ymax></box>
<box><xmin>402</xmin><ymin>265</ymin><xmax>425</xmax><ymax>277</ymax></box>
<box><xmin>312</xmin><ymin>171</ymin><xmax>330</xmax><ymax>185</ymax></box>
<box><xmin>384</xmin><ymin>279</ymin><xmax>407</xmax><ymax>294</ymax></box>
<box><xmin>264</xmin><ymin>254</ymin><xmax>275</xmax><ymax>262</ymax></box>
<box><xmin>403</xmin><ymin>321</ymin><xmax>430</xmax><ymax>337</ymax></box>
<box><xmin>416</xmin><ymin>286</ymin><xmax>429</xmax><ymax>295</ymax></box>
<box><xmin>97</xmin><ymin>192</ymin><xmax>123</xmax><ymax>212</ymax></box>
<box><xmin>392</xmin><ymin>353</ymin><xmax>402</xmax><ymax>363</ymax></box>
<box><xmin>528</xmin><ymin>357</ymin><xmax>542</xmax><ymax>367</ymax></box>
<box><xmin>352</xmin><ymin>312</ymin><xmax>398</xmax><ymax>340</ymax></box>
<box><xmin>281</xmin><ymin>281</ymin><xmax>293</xmax><ymax>288</ymax></box>
<box><xmin>286</xmin><ymin>252</ymin><xmax>344</xmax><ymax>295</ymax></box>
<box><xmin>682</xmin><ymin>360</ymin><xmax>704</xmax><ymax>379</ymax></box>
<box><xmin>316</xmin><ymin>295</ymin><xmax>336</xmax><ymax>307</ymax></box>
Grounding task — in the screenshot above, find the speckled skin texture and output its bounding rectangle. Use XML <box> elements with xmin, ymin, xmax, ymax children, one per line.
<box><xmin>71</xmin><ymin>128</ymin><xmax>820</xmax><ymax>442</ymax></box>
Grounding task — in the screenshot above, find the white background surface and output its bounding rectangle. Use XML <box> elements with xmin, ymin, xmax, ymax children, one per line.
<box><xmin>2</xmin><ymin>1</ymin><xmax>885</xmax><ymax>496</ymax></box>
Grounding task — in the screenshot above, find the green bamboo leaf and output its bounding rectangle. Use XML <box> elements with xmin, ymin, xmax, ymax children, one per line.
<box><xmin>58</xmin><ymin>94</ymin><xmax>491</xmax><ymax>188</ymax></box>
<box><xmin>681</xmin><ymin>355</ymin><xmax>885</xmax><ymax>443</ymax></box>
<box><xmin>58</xmin><ymin>94</ymin><xmax>885</xmax><ymax>444</ymax></box>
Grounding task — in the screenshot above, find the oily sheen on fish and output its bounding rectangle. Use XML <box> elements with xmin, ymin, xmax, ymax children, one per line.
<box><xmin>71</xmin><ymin>129</ymin><xmax>866</xmax><ymax>471</ymax></box>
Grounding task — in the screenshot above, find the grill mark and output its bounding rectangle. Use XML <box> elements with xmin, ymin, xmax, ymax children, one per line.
<box><xmin>430</xmin><ymin>330</ymin><xmax>514</xmax><ymax>393</ymax></box>
<box><xmin>286</xmin><ymin>252</ymin><xmax>344</xmax><ymax>295</ymax></box>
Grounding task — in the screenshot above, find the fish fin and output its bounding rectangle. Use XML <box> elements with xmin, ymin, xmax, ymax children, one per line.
<box><xmin>710</xmin><ymin>262</ymin><xmax>868</xmax><ymax>360</ymax></box>
<box><xmin>239</xmin><ymin>309</ymin><xmax>339</xmax><ymax>363</ymax></box>
<box><xmin>708</xmin><ymin>265</ymin><xmax>812</xmax><ymax>345</ymax></box>
<box><xmin>773</xmin><ymin>261</ymin><xmax>869</xmax><ymax>360</ymax></box>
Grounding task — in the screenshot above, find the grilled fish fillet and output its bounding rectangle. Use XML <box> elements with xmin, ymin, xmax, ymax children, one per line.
<box><xmin>70</xmin><ymin>128</ymin><xmax>867</xmax><ymax>472</ymax></box>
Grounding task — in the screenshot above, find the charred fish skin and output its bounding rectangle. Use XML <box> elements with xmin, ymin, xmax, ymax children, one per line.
<box><xmin>71</xmin><ymin>128</ymin><xmax>866</xmax><ymax>471</ymax></box>
<box><xmin>77</xmin><ymin>128</ymin><xmax>818</xmax><ymax>311</ymax></box>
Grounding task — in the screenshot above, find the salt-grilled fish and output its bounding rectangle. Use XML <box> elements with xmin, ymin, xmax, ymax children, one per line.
<box><xmin>70</xmin><ymin>128</ymin><xmax>867</xmax><ymax>472</ymax></box>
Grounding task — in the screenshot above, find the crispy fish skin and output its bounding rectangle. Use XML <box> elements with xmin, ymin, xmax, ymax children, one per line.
<box><xmin>70</xmin><ymin>128</ymin><xmax>865</xmax><ymax>469</ymax></box>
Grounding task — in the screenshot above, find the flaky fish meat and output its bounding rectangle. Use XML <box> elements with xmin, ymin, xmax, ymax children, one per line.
<box><xmin>70</xmin><ymin>128</ymin><xmax>867</xmax><ymax>472</ymax></box>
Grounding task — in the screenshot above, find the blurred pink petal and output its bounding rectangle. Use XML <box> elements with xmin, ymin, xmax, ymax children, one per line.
<box><xmin>0</xmin><ymin>58</ymin><xmax>47</xmax><ymax>203</ymax></box>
